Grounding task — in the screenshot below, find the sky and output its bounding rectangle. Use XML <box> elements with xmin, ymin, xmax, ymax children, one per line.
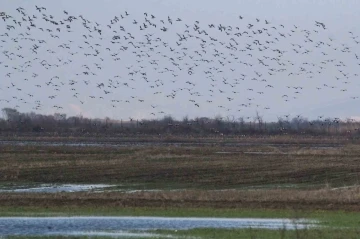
<box><xmin>1</xmin><ymin>0</ymin><xmax>360</xmax><ymax>122</ymax></box>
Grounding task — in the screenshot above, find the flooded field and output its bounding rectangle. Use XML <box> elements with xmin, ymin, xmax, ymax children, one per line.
<box><xmin>1</xmin><ymin>138</ymin><xmax>359</xmax><ymax>213</ymax></box>
<box><xmin>0</xmin><ymin>182</ymin><xmax>314</xmax><ymax>193</ymax></box>
<box><xmin>0</xmin><ymin>139</ymin><xmax>342</xmax><ymax>148</ymax></box>
<box><xmin>0</xmin><ymin>216</ymin><xmax>317</xmax><ymax>236</ymax></box>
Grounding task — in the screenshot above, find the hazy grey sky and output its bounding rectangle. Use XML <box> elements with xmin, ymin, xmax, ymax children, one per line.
<box><xmin>1</xmin><ymin>0</ymin><xmax>360</xmax><ymax>121</ymax></box>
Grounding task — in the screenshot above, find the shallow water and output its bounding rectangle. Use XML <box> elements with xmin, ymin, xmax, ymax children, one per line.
<box><xmin>0</xmin><ymin>216</ymin><xmax>317</xmax><ymax>236</ymax></box>
<box><xmin>0</xmin><ymin>184</ymin><xmax>115</xmax><ymax>193</ymax></box>
<box><xmin>49</xmin><ymin>230</ymin><xmax>175</xmax><ymax>238</ymax></box>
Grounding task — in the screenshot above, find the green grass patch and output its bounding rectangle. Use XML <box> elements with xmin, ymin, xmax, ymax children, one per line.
<box><xmin>7</xmin><ymin>228</ymin><xmax>360</xmax><ymax>239</ymax></box>
<box><xmin>0</xmin><ymin>206</ymin><xmax>296</xmax><ymax>218</ymax></box>
<box><xmin>7</xmin><ymin>237</ymin><xmax>161</xmax><ymax>239</ymax></box>
<box><xmin>155</xmin><ymin>228</ymin><xmax>360</xmax><ymax>239</ymax></box>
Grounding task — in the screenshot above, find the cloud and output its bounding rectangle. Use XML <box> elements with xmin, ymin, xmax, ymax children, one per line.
<box><xmin>69</xmin><ymin>104</ymin><xmax>93</xmax><ymax>118</ymax></box>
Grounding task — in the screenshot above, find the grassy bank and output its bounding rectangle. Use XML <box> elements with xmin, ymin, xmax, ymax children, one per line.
<box><xmin>155</xmin><ymin>228</ymin><xmax>360</xmax><ymax>239</ymax></box>
<box><xmin>2</xmin><ymin>186</ymin><xmax>360</xmax><ymax>210</ymax></box>
<box><xmin>6</xmin><ymin>228</ymin><xmax>360</xmax><ymax>239</ymax></box>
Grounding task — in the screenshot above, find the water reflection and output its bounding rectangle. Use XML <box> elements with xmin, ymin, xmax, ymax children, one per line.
<box><xmin>0</xmin><ymin>216</ymin><xmax>317</xmax><ymax>236</ymax></box>
<box><xmin>0</xmin><ymin>184</ymin><xmax>115</xmax><ymax>193</ymax></box>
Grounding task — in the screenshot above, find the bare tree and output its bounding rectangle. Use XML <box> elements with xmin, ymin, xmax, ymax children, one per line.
<box><xmin>254</xmin><ymin>111</ymin><xmax>263</xmax><ymax>131</ymax></box>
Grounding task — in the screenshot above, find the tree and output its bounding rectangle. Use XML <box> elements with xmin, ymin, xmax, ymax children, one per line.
<box><xmin>254</xmin><ymin>111</ymin><xmax>263</xmax><ymax>130</ymax></box>
<box><xmin>2</xmin><ymin>108</ymin><xmax>19</xmax><ymax>121</ymax></box>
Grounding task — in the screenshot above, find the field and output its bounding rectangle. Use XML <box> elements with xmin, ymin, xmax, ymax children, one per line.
<box><xmin>1</xmin><ymin>135</ymin><xmax>360</xmax><ymax>238</ymax></box>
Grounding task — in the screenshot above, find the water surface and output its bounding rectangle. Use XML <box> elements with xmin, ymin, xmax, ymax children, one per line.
<box><xmin>0</xmin><ymin>184</ymin><xmax>115</xmax><ymax>193</ymax></box>
<box><xmin>0</xmin><ymin>216</ymin><xmax>317</xmax><ymax>236</ymax></box>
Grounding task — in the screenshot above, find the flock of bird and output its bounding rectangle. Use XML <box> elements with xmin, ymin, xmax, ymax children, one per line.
<box><xmin>1</xmin><ymin>6</ymin><xmax>360</xmax><ymax>121</ymax></box>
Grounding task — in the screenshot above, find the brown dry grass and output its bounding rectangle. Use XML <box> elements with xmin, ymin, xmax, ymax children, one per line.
<box><xmin>1</xmin><ymin>187</ymin><xmax>360</xmax><ymax>211</ymax></box>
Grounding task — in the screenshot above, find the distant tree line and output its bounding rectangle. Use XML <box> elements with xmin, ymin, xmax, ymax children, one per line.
<box><xmin>1</xmin><ymin>107</ymin><xmax>360</xmax><ymax>136</ymax></box>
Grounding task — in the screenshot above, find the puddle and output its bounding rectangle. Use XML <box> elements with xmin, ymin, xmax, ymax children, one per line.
<box><xmin>0</xmin><ymin>216</ymin><xmax>317</xmax><ymax>236</ymax></box>
<box><xmin>216</xmin><ymin>151</ymin><xmax>287</xmax><ymax>155</ymax></box>
<box><xmin>331</xmin><ymin>185</ymin><xmax>360</xmax><ymax>190</ymax></box>
<box><xmin>49</xmin><ymin>230</ymin><xmax>176</xmax><ymax>238</ymax></box>
<box><xmin>243</xmin><ymin>151</ymin><xmax>286</xmax><ymax>155</ymax></box>
<box><xmin>0</xmin><ymin>183</ymin><xmax>322</xmax><ymax>194</ymax></box>
<box><xmin>111</xmin><ymin>188</ymin><xmax>186</xmax><ymax>193</ymax></box>
<box><xmin>0</xmin><ymin>183</ymin><xmax>193</xmax><ymax>194</ymax></box>
<box><xmin>215</xmin><ymin>151</ymin><xmax>242</xmax><ymax>154</ymax></box>
<box><xmin>0</xmin><ymin>184</ymin><xmax>115</xmax><ymax>193</ymax></box>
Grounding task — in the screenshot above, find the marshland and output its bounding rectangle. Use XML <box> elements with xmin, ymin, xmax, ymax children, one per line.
<box><xmin>1</xmin><ymin>134</ymin><xmax>360</xmax><ymax>238</ymax></box>
<box><xmin>3</xmin><ymin>0</ymin><xmax>360</xmax><ymax>237</ymax></box>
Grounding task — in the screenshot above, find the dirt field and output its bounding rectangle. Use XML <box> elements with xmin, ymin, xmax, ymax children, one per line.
<box><xmin>1</xmin><ymin>136</ymin><xmax>360</xmax><ymax>211</ymax></box>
